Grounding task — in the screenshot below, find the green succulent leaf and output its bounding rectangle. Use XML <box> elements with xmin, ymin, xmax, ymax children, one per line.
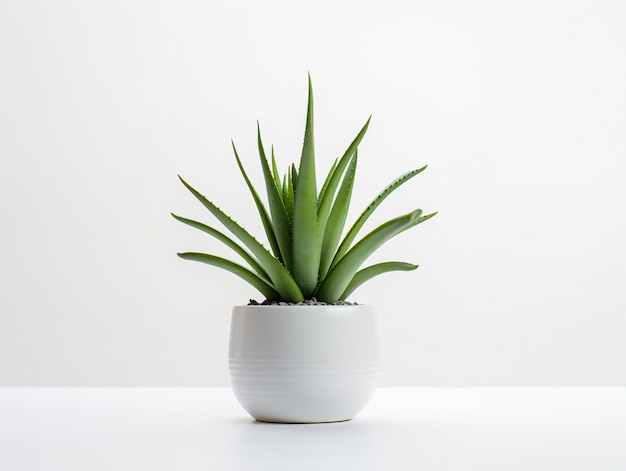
<box><xmin>340</xmin><ymin>262</ymin><xmax>418</xmax><ymax>300</ymax></box>
<box><xmin>177</xmin><ymin>175</ymin><xmax>304</xmax><ymax>302</ymax></box>
<box><xmin>283</xmin><ymin>170</ymin><xmax>295</xmax><ymax>228</ymax></box>
<box><xmin>171</xmin><ymin>213</ymin><xmax>271</xmax><ymax>283</ymax></box>
<box><xmin>177</xmin><ymin>252</ymin><xmax>280</xmax><ymax>301</ymax></box>
<box><xmin>318</xmin><ymin>157</ymin><xmax>338</xmax><ymax>206</ymax></box>
<box><xmin>257</xmin><ymin>124</ymin><xmax>293</xmax><ymax>270</ymax></box>
<box><xmin>290</xmin><ymin>164</ymin><xmax>298</xmax><ymax>192</ymax></box>
<box><xmin>316</xmin><ymin>210</ymin><xmax>437</xmax><ymax>303</ymax></box>
<box><xmin>271</xmin><ymin>145</ymin><xmax>282</xmax><ymax>198</ymax></box>
<box><xmin>174</xmin><ymin>77</ymin><xmax>436</xmax><ymax>303</ymax></box>
<box><xmin>317</xmin><ymin>116</ymin><xmax>371</xmax><ymax>222</ymax></box>
<box><xmin>292</xmin><ymin>74</ymin><xmax>320</xmax><ymax>297</ymax></box>
<box><xmin>319</xmin><ymin>151</ymin><xmax>358</xmax><ymax>281</ymax></box>
<box><xmin>333</xmin><ymin>165</ymin><xmax>428</xmax><ymax>268</ymax></box>
<box><xmin>231</xmin><ymin>141</ymin><xmax>282</xmax><ymax>263</ymax></box>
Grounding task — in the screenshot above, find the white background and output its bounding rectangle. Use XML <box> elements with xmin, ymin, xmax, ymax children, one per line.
<box><xmin>1</xmin><ymin>0</ymin><xmax>625</xmax><ymax>386</ymax></box>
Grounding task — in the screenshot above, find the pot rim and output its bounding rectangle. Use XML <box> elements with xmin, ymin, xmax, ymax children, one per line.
<box><xmin>233</xmin><ymin>303</ymin><xmax>369</xmax><ymax>308</ymax></box>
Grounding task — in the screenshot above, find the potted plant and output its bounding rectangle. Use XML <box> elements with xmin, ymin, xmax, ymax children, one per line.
<box><xmin>173</xmin><ymin>75</ymin><xmax>436</xmax><ymax>423</ymax></box>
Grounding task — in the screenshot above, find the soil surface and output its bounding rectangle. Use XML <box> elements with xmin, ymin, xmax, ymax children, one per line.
<box><xmin>247</xmin><ymin>298</ymin><xmax>358</xmax><ymax>306</ymax></box>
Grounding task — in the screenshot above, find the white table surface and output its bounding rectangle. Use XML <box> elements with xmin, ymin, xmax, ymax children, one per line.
<box><xmin>1</xmin><ymin>387</ymin><xmax>625</xmax><ymax>471</ymax></box>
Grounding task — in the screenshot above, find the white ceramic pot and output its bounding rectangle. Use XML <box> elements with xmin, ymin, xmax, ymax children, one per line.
<box><xmin>229</xmin><ymin>304</ymin><xmax>380</xmax><ymax>423</ymax></box>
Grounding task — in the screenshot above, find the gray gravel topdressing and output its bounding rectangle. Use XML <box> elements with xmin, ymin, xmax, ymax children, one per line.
<box><xmin>248</xmin><ymin>298</ymin><xmax>358</xmax><ymax>306</ymax></box>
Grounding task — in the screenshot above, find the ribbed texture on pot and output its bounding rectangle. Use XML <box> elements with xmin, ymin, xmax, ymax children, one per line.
<box><xmin>229</xmin><ymin>305</ymin><xmax>380</xmax><ymax>423</ymax></box>
<box><xmin>230</xmin><ymin>360</ymin><xmax>379</xmax><ymax>423</ymax></box>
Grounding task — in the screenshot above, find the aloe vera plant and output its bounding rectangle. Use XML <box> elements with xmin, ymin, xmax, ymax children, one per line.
<box><xmin>172</xmin><ymin>76</ymin><xmax>436</xmax><ymax>304</ymax></box>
